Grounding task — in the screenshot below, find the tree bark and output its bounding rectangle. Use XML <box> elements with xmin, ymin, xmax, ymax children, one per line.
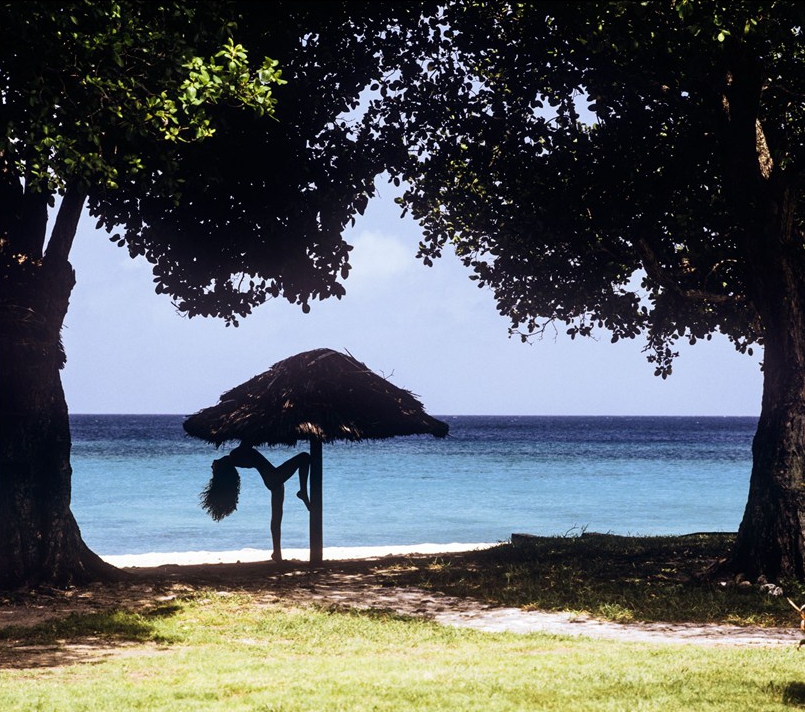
<box><xmin>729</xmin><ymin>184</ymin><xmax>805</xmax><ymax>581</ymax></box>
<box><xmin>712</xmin><ymin>49</ymin><xmax>805</xmax><ymax>582</ymax></box>
<box><xmin>731</xmin><ymin>377</ymin><xmax>805</xmax><ymax>582</ymax></box>
<box><xmin>0</xmin><ymin>190</ymin><xmax>121</xmax><ymax>590</ymax></box>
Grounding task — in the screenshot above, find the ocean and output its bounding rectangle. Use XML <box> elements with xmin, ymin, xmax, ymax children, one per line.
<box><xmin>69</xmin><ymin>415</ymin><xmax>756</xmax><ymax>557</ymax></box>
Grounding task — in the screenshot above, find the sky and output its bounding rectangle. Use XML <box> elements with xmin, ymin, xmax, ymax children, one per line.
<box><xmin>61</xmin><ymin>187</ymin><xmax>763</xmax><ymax>417</ymax></box>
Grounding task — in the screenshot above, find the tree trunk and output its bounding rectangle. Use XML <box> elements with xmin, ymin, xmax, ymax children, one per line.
<box><xmin>731</xmin><ymin>344</ymin><xmax>805</xmax><ymax>580</ymax></box>
<box><xmin>0</xmin><ymin>191</ymin><xmax>120</xmax><ymax>590</ymax></box>
<box><xmin>729</xmin><ymin>187</ymin><xmax>805</xmax><ymax>582</ymax></box>
<box><xmin>715</xmin><ymin>53</ymin><xmax>805</xmax><ymax>582</ymax></box>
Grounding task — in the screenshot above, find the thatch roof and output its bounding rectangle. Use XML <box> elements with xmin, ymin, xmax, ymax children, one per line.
<box><xmin>183</xmin><ymin>348</ymin><xmax>449</xmax><ymax>447</ymax></box>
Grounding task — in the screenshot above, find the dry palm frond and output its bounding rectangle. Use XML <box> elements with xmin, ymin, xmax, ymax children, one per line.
<box><xmin>183</xmin><ymin>348</ymin><xmax>448</xmax><ymax>447</ymax></box>
<box><xmin>200</xmin><ymin>456</ymin><xmax>240</xmax><ymax>521</ymax></box>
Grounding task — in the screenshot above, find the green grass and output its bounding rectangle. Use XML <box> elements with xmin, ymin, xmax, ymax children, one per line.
<box><xmin>1</xmin><ymin>592</ymin><xmax>804</xmax><ymax>712</ymax></box>
<box><xmin>2</xmin><ymin>534</ymin><xmax>804</xmax><ymax>710</ymax></box>
<box><xmin>379</xmin><ymin>533</ymin><xmax>805</xmax><ymax>626</ymax></box>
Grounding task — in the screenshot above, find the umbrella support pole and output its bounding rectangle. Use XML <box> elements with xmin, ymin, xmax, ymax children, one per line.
<box><xmin>309</xmin><ymin>438</ymin><xmax>323</xmax><ymax>565</ymax></box>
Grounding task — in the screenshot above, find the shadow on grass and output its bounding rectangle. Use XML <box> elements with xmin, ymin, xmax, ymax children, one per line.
<box><xmin>783</xmin><ymin>681</ymin><xmax>805</xmax><ymax>707</ymax></box>
<box><xmin>380</xmin><ymin>533</ymin><xmax>805</xmax><ymax>627</ymax></box>
<box><xmin>0</xmin><ymin>607</ymin><xmax>179</xmax><ymax>669</ymax></box>
<box><xmin>317</xmin><ymin>602</ymin><xmax>419</xmax><ymax>624</ymax></box>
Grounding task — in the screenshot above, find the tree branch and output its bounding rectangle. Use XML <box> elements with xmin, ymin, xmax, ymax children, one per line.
<box><xmin>43</xmin><ymin>185</ymin><xmax>87</xmax><ymax>265</ymax></box>
<box><xmin>636</xmin><ymin>238</ymin><xmax>743</xmax><ymax>305</ymax></box>
<box><xmin>1</xmin><ymin>157</ymin><xmax>50</xmax><ymax>259</ymax></box>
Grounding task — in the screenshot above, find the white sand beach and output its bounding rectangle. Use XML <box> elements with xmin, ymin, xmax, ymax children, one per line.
<box><xmin>101</xmin><ymin>542</ymin><xmax>498</xmax><ymax>568</ymax></box>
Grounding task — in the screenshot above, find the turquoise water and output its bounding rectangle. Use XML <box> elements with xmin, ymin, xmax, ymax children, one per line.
<box><xmin>69</xmin><ymin>415</ymin><xmax>756</xmax><ymax>556</ymax></box>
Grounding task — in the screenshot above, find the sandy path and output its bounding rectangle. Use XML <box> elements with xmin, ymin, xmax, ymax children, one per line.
<box><xmin>1</xmin><ymin>545</ymin><xmax>800</xmax><ymax>663</ymax></box>
<box><xmin>233</xmin><ymin>561</ymin><xmax>798</xmax><ymax>647</ymax></box>
<box><xmin>113</xmin><ymin>547</ymin><xmax>801</xmax><ymax>648</ymax></box>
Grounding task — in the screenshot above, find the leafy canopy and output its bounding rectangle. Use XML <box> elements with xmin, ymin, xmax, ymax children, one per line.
<box><xmin>91</xmin><ymin>2</ymin><xmax>433</xmax><ymax>323</ymax></box>
<box><xmin>1</xmin><ymin>1</ymin><xmax>283</xmax><ymax>198</ymax></box>
<box><xmin>5</xmin><ymin>0</ymin><xmax>801</xmax><ymax>354</ymax></box>
<box><xmin>2</xmin><ymin>1</ymin><xmax>386</xmax><ymax>322</ymax></box>
<box><xmin>370</xmin><ymin>0</ymin><xmax>804</xmax><ymax>375</ymax></box>
<box><xmin>2</xmin><ymin>1</ymin><xmax>431</xmax><ymax>322</ymax></box>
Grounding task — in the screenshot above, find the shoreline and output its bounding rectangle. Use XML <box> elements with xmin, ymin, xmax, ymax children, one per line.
<box><xmin>101</xmin><ymin>542</ymin><xmax>498</xmax><ymax>568</ymax></box>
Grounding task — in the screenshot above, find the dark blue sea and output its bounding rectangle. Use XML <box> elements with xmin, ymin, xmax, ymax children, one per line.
<box><xmin>69</xmin><ymin>415</ymin><xmax>756</xmax><ymax>556</ymax></box>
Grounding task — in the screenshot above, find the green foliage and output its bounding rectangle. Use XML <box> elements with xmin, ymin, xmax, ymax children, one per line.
<box><xmin>2</xmin><ymin>2</ymin><xmax>420</xmax><ymax>319</ymax></box>
<box><xmin>94</xmin><ymin>1</ymin><xmax>402</xmax><ymax>321</ymax></box>
<box><xmin>1</xmin><ymin>1</ymin><xmax>283</xmax><ymax>195</ymax></box>
<box><xmin>373</xmin><ymin>0</ymin><xmax>805</xmax><ymax>374</ymax></box>
<box><xmin>9</xmin><ymin>1</ymin><xmax>800</xmax><ymax>344</ymax></box>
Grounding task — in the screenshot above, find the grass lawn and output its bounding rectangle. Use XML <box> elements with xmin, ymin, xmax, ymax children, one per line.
<box><xmin>1</xmin><ymin>592</ymin><xmax>804</xmax><ymax>712</ymax></box>
<box><xmin>2</xmin><ymin>533</ymin><xmax>804</xmax><ymax>711</ymax></box>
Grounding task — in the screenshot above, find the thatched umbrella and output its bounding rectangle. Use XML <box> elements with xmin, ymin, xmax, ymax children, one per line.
<box><xmin>183</xmin><ymin>348</ymin><xmax>448</xmax><ymax>563</ymax></box>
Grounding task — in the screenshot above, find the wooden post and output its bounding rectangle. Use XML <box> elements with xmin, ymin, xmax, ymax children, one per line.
<box><xmin>309</xmin><ymin>438</ymin><xmax>323</xmax><ymax>564</ymax></box>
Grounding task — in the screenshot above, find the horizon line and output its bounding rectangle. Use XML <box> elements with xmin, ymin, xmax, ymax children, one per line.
<box><xmin>70</xmin><ymin>412</ymin><xmax>759</xmax><ymax>418</ymax></box>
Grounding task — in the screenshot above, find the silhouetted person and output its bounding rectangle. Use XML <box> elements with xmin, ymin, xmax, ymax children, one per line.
<box><xmin>228</xmin><ymin>444</ymin><xmax>311</xmax><ymax>562</ymax></box>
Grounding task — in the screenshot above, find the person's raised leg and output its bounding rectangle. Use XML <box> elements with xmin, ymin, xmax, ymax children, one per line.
<box><xmin>295</xmin><ymin>453</ymin><xmax>311</xmax><ymax>511</ymax></box>
<box><xmin>272</xmin><ymin>453</ymin><xmax>311</xmax><ymax>510</ymax></box>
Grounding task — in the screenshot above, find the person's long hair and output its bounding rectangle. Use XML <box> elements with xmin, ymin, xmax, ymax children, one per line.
<box><xmin>200</xmin><ymin>456</ymin><xmax>240</xmax><ymax>521</ymax></box>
